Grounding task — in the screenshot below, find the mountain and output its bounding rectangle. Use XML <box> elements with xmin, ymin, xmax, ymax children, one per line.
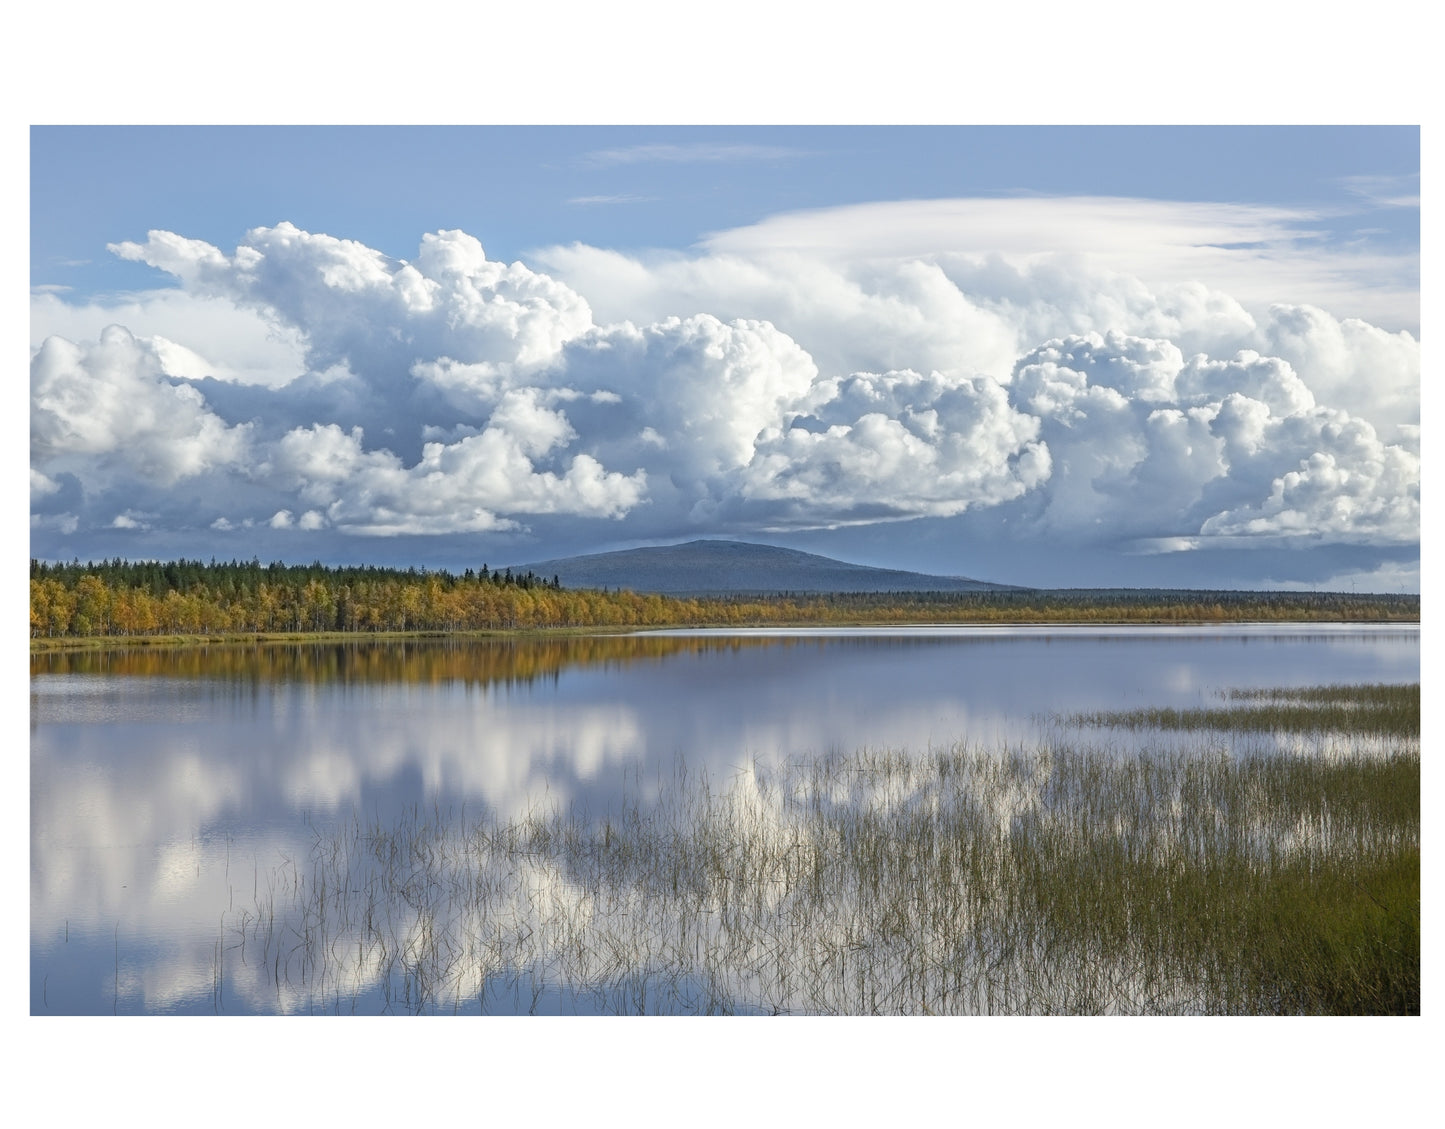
<box><xmin>507</xmin><ymin>540</ymin><xmax>1014</xmax><ymax>595</ymax></box>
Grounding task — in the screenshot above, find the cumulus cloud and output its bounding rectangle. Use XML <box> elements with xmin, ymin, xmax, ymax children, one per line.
<box><xmin>535</xmin><ymin>210</ymin><xmax>1417</xmax><ymax>438</ymax></box>
<box><xmin>544</xmin><ymin>315</ymin><xmax>1050</xmax><ymax>530</ymax></box>
<box><xmin>30</xmin><ymin>289</ymin><xmax>308</xmax><ymax>387</ymax></box>
<box><xmin>1260</xmin><ymin>304</ymin><xmax>1418</xmax><ymax>435</ymax></box>
<box><xmin>29</xmin><ymin>215</ymin><xmax>1418</xmax><ymax>575</ymax></box>
<box><xmin>532</xmin><ymin>244</ymin><xmax>1025</xmax><ymax>386</ymax></box>
<box><xmin>739</xmin><ymin>370</ymin><xmax>1049</xmax><ymax>527</ymax></box>
<box><xmin>561</xmin><ymin>314</ymin><xmax>819</xmax><ymax>479</ymax></box>
<box><xmin>30</xmin><ymin>325</ymin><xmax>252</xmax><ymax>489</ymax></box>
<box><xmin>1200</xmin><ymin>416</ymin><xmax>1419</xmax><ymax>542</ymax></box>
<box><xmin>264</xmin><ymin>402</ymin><xmax>645</xmax><ymax>537</ymax></box>
<box><xmin>1009</xmin><ymin>331</ymin><xmax>1418</xmax><ymax>546</ymax></box>
<box><xmin>110</xmin><ymin>223</ymin><xmax>594</xmax><ymax>379</ymax></box>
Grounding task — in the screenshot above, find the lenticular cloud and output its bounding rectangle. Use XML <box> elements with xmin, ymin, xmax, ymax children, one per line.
<box><xmin>30</xmin><ymin>219</ymin><xmax>1419</xmax><ymax>560</ymax></box>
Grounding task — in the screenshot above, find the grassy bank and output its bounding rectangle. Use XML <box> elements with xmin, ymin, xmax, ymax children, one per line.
<box><xmin>27</xmin><ymin>627</ymin><xmax>602</xmax><ymax>653</ymax></box>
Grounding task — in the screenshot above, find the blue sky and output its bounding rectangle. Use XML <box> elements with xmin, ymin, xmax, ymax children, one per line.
<box><xmin>29</xmin><ymin>124</ymin><xmax>1421</xmax><ymax>590</ymax></box>
<box><xmin>33</xmin><ymin>125</ymin><xmax>1421</xmax><ymax>313</ymax></box>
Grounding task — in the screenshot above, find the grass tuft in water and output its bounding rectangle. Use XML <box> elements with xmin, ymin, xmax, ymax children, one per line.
<box><xmin>225</xmin><ymin>724</ymin><xmax>1418</xmax><ymax>1015</ymax></box>
<box><xmin>1067</xmin><ymin>682</ymin><xmax>1419</xmax><ymax>738</ymax></box>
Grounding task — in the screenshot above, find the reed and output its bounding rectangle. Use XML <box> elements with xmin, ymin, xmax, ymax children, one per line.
<box><xmin>1067</xmin><ymin>683</ymin><xmax>1419</xmax><ymax>739</ymax></box>
<box><xmin>218</xmin><ymin>693</ymin><xmax>1417</xmax><ymax>1015</ymax></box>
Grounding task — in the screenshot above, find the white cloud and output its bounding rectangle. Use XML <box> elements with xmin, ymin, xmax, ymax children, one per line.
<box><xmin>30</xmin><ymin>468</ymin><xmax>60</xmax><ymax>500</ymax></box>
<box><xmin>28</xmin><ymin>219</ymin><xmax>1417</xmax><ymax>565</ymax></box>
<box><xmin>30</xmin><ymin>325</ymin><xmax>252</xmax><ymax>489</ymax></box>
<box><xmin>1200</xmin><ymin>416</ymin><xmax>1419</xmax><ymax>543</ymax></box>
<box><xmin>264</xmin><ymin>403</ymin><xmax>646</xmax><ymax>537</ymax></box>
<box><xmin>561</xmin><ymin>315</ymin><xmax>820</xmax><ymax>482</ymax></box>
<box><xmin>741</xmin><ymin>370</ymin><xmax>1049</xmax><ymax>526</ymax></box>
<box><xmin>1176</xmin><ymin>351</ymin><xmax>1315</xmax><ymax>418</ymax></box>
<box><xmin>111</xmin><ymin>224</ymin><xmax>595</xmax><ymax>379</ymax></box>
<box><xmin>697</xmin><ymin>196</ymin><xmax>1419</xmax><ymax>334</ymax></box>
<box><xmin>533</xmin><ymin>244</ymin><xmax>1024</xmax><ymax>386</ymax></box>
<box><xmin>30</xmin><ymin>289</ymin><xmax>307</xmax><ymax>387</ymax></box>
<box><xmin>1260</xmin><ymin>304</ymin><xmax>1418</xmax><ymax>434</ymax></box>
<box><xmin>1010</xmin><ymin>331</ymin><xmax>1418</xmax><ymax>546</ymax></box>
<box><xmin>535</xmin><ymin>214</ymin><xmax>1417</xmax><ymax>445</ymax></box>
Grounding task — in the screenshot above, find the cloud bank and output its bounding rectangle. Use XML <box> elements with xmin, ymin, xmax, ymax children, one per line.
<box><xmin>30</xmin><ymin>205</ymin><xmax>1419</xmax><ymax>584</ymax></box>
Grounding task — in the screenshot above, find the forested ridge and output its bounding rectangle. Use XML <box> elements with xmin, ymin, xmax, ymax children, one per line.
<box><xmin>29</xmin><ymin>557</ymin><xmax>1419</xmax><ymax>640</ymax></box>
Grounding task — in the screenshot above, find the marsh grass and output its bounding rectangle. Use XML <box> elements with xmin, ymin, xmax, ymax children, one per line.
<box><xmin>1067</xmin><ymin>683</ymin><xmax>1419</xmax><ymax>739</ymax></box>
<box><xmin>223</xmin><ymin>706</ymin><xmax>1418</xmax><ymax>1014</ymax></box>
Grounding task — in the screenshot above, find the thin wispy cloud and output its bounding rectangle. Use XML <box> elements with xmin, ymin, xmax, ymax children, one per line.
<box><xmin>568</xmin><ymin>194</ymin><xmax>656</xmax><ymax>206</ymax></box>
<box><xmin>581</xmin><ymin>143</ymin><xmax>805</xmax><ymax>166</ymax></box>
<box><xmin>1338</xmin><ymin>173</ymin><xmax>1420</xmax><ymax>209</ymax></box>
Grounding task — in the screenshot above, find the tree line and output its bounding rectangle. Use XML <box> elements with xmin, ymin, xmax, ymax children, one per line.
<box><xmin>29</xmin><ymin>557</ymin><xmax>1419</xmax><ymax>640</ymax></box>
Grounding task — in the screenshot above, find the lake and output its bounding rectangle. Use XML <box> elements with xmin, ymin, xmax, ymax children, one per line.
<box><xmin>30</xmin><ymin>624</ymin><xmax>1418</xmax><ymax>1014</ymax></box>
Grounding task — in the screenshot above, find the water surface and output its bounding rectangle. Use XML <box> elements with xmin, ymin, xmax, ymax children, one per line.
<box><xmin>30</xmin><ymin>624</ymin><xmax>1417</xmax><ymax>1013</ymax></box>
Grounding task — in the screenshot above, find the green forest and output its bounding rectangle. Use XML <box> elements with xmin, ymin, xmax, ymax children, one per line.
<box><xmin>29</xmin><ymin>557</ymin><xmax>1419</xmax><ymax>642</ymax></box>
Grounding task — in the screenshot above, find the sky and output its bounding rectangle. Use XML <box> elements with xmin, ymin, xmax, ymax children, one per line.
<box><xmin>10</xmin><ymin>4</ymin><xmax>1435</xmax><ymax>1121</ymax></box>
<box><xmin>29</xmin><ymin>123</ymin><xmax>1421</xmax><ymax>590</ymax></box>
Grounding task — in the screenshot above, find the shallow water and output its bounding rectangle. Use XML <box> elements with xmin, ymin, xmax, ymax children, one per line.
<box><xmin>30</xmin><ymin>624</ymin><xmax>1417</xmax><ymax>1014</ymax></box>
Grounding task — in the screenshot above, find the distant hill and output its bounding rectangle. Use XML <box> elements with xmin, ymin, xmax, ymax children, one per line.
<box><xmin>507</xmin><ymin>539</ymin><xmax>1014</xmax><ymax>595</ymax></box>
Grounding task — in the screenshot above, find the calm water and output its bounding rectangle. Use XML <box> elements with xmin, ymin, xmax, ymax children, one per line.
<box><xmin>30</xmin><ymin>625</ymin><xmax>1418</xmax><ymax>1014</ymax></box>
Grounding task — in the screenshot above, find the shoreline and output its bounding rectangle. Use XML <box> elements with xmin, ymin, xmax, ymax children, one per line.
<box><xmin>29</xmin><ymin>616</ymin><xmax>1422</xmax><ymax>654</ymax></box>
